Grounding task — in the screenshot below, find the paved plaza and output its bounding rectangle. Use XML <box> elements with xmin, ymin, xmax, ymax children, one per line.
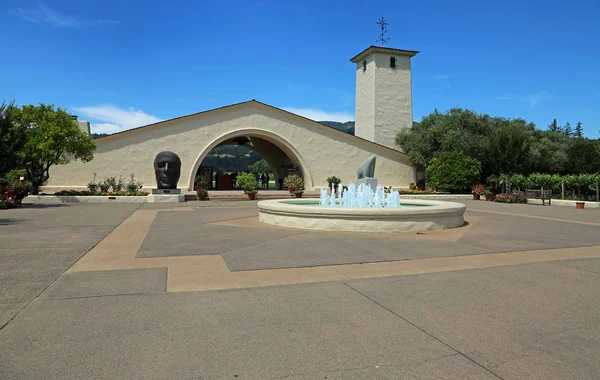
<box><xmin>1</xmin><ymin>200</ymin><xmax>600</xmax><ymax>379</ymax></box>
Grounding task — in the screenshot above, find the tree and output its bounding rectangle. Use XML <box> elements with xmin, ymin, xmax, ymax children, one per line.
<box><xmin>248</xmin><ymin>159</ymin><xmax>271</xmax><ymax>175</ymax></box>
<box><xmin>530</xmin><ymin>130</ymin><xmax>569</xmax><ymax>173</ymax></box>
<box><xmin>574</xmin><ymin>122</ymin><xmax>584</xmax><ymax>138</ymax></box>
<box><xmin>425</xmin><ymin>151</ymin><xmax>481</xmax><ymax>193</ymax></box>
<box><xmin>396</xmin><ymin>108</ymin><xmax>492</xmax><ymax>168</ymax></box>
<box><xmin>0</xmin><ymin>101</ymin><xmax>25</xmax><ymax>176</ymax></box>
<box><xmin>11</xmin><ymin>104</ymin><xmax>96</xmax><ymax>194</ymax></box>
<box><xmin>563</xmin><ymin>121</ymin><xmax>572</xmax><ymax>137</ymax></box>
<box><xmin>565</xmin><ymin>138</ymin><xmax>600</xmax><ymax>174</ymax></box>
<box><xmin>548</xmin><ymin>118</ymin><xmax>561</xmax><ymax>133</ymax></box>
<box><xmin>482</xmin><ymin>118</ymin><xmax>533</xmax><ymax>175</ymax></box>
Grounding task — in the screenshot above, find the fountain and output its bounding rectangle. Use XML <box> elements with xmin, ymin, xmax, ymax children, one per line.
<box><xmin>257</xmin><ymin>157</ymin><xmax>466</xmax><ymax>233</ymax></box>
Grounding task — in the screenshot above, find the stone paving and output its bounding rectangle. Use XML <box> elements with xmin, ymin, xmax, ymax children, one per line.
<box><xmin>1</xmin><ymin>200</ymin><xmax>600</xmax><ymax>379</ymax></box>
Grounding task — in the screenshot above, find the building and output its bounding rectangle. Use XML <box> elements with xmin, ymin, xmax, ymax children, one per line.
<box><xmin>43</xmin><ymin>45</ymin><xmax>419</xmax><ymax>193</ymax></box>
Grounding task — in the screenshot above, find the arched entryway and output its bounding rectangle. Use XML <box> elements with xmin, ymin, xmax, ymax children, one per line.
<box><xmin>188</xmin><ymin>129</ymin><xmax>313</xmax><ymax>191</ymax></box>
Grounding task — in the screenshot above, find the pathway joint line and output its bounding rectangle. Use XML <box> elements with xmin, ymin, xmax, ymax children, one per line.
<box><xmin>468</xmin><ymin>208</ymin><xmax>600</xmax><ymax>226</ymax></box>
<box><xmin>341</xmin><ymin>281</ymin><xmax>506</xmax><ymax>380</ymax></box>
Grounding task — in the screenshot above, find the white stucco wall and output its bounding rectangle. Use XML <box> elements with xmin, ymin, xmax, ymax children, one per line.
<box><xmin>354</xmin><ymin>55</ymin><xmax>375</xmax><ymax>142</ymax></box>
<box><xmin>354</xmin><ymin>50</ymin><xmax>414</xmax><ymax>151</ymax></box>
<box><xmin>43</xmin><ymin>102</ymin><xmax>415</xmax><ymax>192</ymax></box>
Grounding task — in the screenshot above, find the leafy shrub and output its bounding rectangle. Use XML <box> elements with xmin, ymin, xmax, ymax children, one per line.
<box><xmin>112</xmin><ymin>175</ymin><xmax>125</xmax><ymax>192</ymax></box>
<box><xmin>236</xmin><ymin>172</ymin><xmax>258</xmax><ymax>194</ymax></box>
<box><xmin>194</xmin><ymin>175</ymin><xmax>209</xmax><ymax>189</ymax></box>
<box><xmin>326</xmin><ymin>176</ymin><xmax>342</xmax><ymax>186</ymax></box>
<box><xmin>426</xmin><ymin>152</ymin><xmax>481</xmax><ymax>193</ymax></box>
<box><xmin>98</xmin><ymin>180</ymin><xmax>111</xmax><ymax>193</ymax></box>
<box><xmin>510</xmin><ymin>174</ymin><xmax>527</xmax><ymax>190</ymax></box>
<box><xmin>87</xmin><ymin>172</ymin><xmax>98</xmax><ymax>193</ymax></box>
<box><xmin>125</xmin><ymin>173</ymin><xmax>142</xmax><ymax>193</ymax></box>
<box><xmin>283</xmin><ymin>175</ymin><xmax>304</xmax><ymax>190</ymax></box>
<box><xmin>483</xmin><ymin>189</ymin><xmax>494</xmax><ymax>196</ymax></box>
<box><xmin>196</xmin><ymin>187</ymin><xmax>209</xmax><ymax>200</ymax></box>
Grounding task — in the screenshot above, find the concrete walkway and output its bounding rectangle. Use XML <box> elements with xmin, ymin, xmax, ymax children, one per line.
<box><xmin>1</xmin><ymin>200</ymin><xmax>600</xmax><ymax>379</ymax></box>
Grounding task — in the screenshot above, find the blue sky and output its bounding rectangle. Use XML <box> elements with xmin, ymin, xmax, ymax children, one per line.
<box><xmin>1</xmin><ymin>0</ymin><xmax>599</xmax><ymax>137</ymax></box>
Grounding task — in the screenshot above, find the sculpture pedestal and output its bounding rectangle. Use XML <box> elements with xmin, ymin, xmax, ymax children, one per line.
<box><xmin>356</xmin><ymin>178</ymin><xmax>378</xmax><ymax>192</ymax></box>
<box><xmin>151</xmin><ymin>189</ymin><xmax>181</xmax><ymax>195</ymax></box>
<box><xmin>148</xmin><ymin>189</ymin><xmax>184</xmax><ymax>203</ymax></box>
<box><xmin>147</xmin><ymin>194</ymin><xmax>185</xmax><ymax>203</ymax></box>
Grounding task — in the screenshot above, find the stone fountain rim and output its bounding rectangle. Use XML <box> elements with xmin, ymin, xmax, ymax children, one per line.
<box><xmin>257</xmin><ymin>198</ymin><xmax>466</xmax><ymax>219</ymax></box>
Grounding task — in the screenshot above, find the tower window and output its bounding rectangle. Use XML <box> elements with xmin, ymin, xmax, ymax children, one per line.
<box><xmin>390</xmin><ymin>56</ymin><xmax>396</xmax><ymax>68</ymax></box>
<box><xmin>363</xmin><ymin>60</ymin><xmax>367</xmax><ymax>71</ymax></box>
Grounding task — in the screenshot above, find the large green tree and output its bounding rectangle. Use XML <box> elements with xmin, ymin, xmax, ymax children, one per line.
<box><xmin>482</xmin><ymin>118</ymin><xmax>534</xmax><ymax>175</ymax></box>
<box><xmin>565</xmin><ymin>138</ymin><xmax>600</xmax><ymax>174</ymax></box>
<box><xmin>11</xmin><ymin>104</ymin><xmax>96</xmax><ymax>194</ymax></box>
<box><xmin>530</xmin><ymin>130</ymin><xmax>570</xmax><ymax>173</ymax></box>
<box><xmin>0</xmin><ymin>101</ymin><xmax>26</xmax><ymax>176</ymax></box>
<box><xmin>396</xmin><ymin>108</ymin><xmax>492</xmax><ymax>168</ymax></box>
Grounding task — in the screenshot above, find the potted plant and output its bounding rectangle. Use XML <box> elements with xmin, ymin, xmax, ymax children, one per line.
<box><xmin>409</xmin><ymin>182</ymin><xmax>416</xmax><ymax>191</ymax></box>
<box><xmin>483</xmin><ymin>189</ymin><xmax>494</xmax><ymax>201</ymax></box>
<box><xmin>472</xmin><ymin>184</ymin><xmax>485</xmax><ymax>200</ymax></box>
<box><xmin>196</xmin><ymin>187</ymin><xmax>209</xmax><ymax>201</ymax></box>
<box><xmin>194</xmin><ymin>175</ymin><xmax>209</xmax><ymax>191</ymax></box>
<box><xmin>294</xmin><ymin>189</ymin><xmax>304</xmax><ymax>198</ymax></box>
<box><xmin>236</xmin><ymin>172</ymin><xmax>258</xmax><ymax>200</ymax></box>
<box><xmin>326</xmin><ymin>176</ymin><xmax>342</xmax><ymax>193</ymax></box>
<box><xmin>284</xmin><ymin>175</ymin><xmax>303</xmax><ymax>195</ymax></box>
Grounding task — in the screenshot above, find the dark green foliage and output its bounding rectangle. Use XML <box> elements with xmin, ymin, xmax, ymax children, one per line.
<box><xmin>10</xmin><ymin>104</ymin><xmax>96</xmax><ymax>194</ymax></box>
<box><xmin>319</xmin><ymin>121</ymin><xmax>355</xmax><ymax>135</ymax></box>
<box><xmin>397</xmin><ymin>109</ymin><xmax>600</xmax><ymax>185</ymax></box>
<box><xmin>91</xmin><ymin>133</ymin><xmax>109</xmax><ymax>139</ymax></box>
<box><xmin>548</xmin><ymin>118</ymin><xmax>560</xmax><ymax>133</ymax></box>
<box><xmin>566</xmin><ymin>138</ymin><xmax>600</xmax><ymax>174</ymax></box>
<box><xmin>248</xmin><ymin>159</ymin><xmax>271</xmax><ymax>175</ymax></box>
<box><xmin>563</xmin><ymin>122</ymin><xmax>572</xmax><ymax>137</ymax></box>
<box><xmin>530</xmin><ymin>130</ymin><xmax>570</xmax><ymax>173</ymax></box>
<box><xmin>425</xmin><ymin>152</ymin><xmax>481</xmax><ymax>193</ymax></box>
<box><xmin>574</xmin><ymin>122</ymin><xmax>584</xmax><ymax>138</ymax></box>
<box><xmin>0</xmin><ymin>101</ymin><xmax>25</xmax><ymax>177</ymax></box>
<box><xmin>482</xmin><ymin>118</ymin><xmax>534</xmax><ymax>175</ymax></box>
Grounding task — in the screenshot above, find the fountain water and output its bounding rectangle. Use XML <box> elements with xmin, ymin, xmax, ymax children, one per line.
<box><xmin>319</xmin><ymin>182</ymin><xmax>401</xmax><ymax>208</ymax></box>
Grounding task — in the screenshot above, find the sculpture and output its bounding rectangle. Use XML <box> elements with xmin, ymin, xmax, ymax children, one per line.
<box><xmin>357</xmin><ymin>156</ymin><xmax>376</xmax><ymax>179</ymax></box>
<box><xmin>153</xmin><ymin>151</ymin><xmax>181</xmax><ymax>189</ymax></box>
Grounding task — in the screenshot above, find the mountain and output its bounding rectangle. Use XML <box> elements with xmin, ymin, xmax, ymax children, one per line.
<box><xmin>92</xmin><ymin>121</ymin><xmax>357</xmax><ymax>140</ymax></box>
<box><xmin>319</xmin><ymin>121</ymin><xmax>355</xmax><ymax>135</ymax></box>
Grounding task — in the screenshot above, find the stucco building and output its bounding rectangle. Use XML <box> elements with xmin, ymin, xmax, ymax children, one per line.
<box><xmin>43</xmin><ymin>46</ymin><xmax>419</xmax><ymax>193</ymax></box>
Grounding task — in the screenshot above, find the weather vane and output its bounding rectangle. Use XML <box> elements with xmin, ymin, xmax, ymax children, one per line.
<box><xmin>376</xmin><ymin>17</ymin><xmax>389</xmax><ymax>46</ymax></box>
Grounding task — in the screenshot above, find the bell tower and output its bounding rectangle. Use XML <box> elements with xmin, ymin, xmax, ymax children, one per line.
<box><xmin>350</xmin><ymin>46</ymin><xmax>418</xmax><ymax>150</ymax></box>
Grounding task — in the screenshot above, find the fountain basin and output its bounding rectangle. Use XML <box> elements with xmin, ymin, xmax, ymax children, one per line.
<box><xmin>257</xmin><ymin>199</ymin><xmax>466</xmax><ymax>233</ymax></box>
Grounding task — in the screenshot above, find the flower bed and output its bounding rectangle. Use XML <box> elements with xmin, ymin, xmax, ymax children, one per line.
<box><xmin>494</xmin><ymin>192</ymin><xmax>527</xmax><ymax>204</ymax></box>
<box><xmin>53</xmin><ymin>190</ymin><xmax>149</xmax><ymax>196</ymax></box>
<box><xmin>0</xmin><ymin>185</ymin><xmax>28</xmax><ymax>209</ymax></box>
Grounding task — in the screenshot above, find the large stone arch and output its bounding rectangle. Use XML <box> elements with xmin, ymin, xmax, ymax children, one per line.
<box><xmin>188</xmin><ymin>128</ymin><xmax>314</xmax><ymax>191</ymax></box>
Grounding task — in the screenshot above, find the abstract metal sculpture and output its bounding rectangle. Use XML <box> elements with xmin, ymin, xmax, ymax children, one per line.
<box><xmin>357</xmin><ymin>156</ymin><xmax>376</xmax><ymax>179</ymax></box>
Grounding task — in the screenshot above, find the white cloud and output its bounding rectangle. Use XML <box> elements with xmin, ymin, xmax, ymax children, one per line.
<box><xmin>17</xmin><ymin>3</ymin><xmax>120</xmax><ymax>28</ymax></box>
<box><xmin>283</xmin><ymin>107</ymin><xmax>354</xmax><ymax>122</ymax></box>
<box><xmin>522</xmin><ymin>92</ymin><xmax>550</xmax><ymax>108</ymax></box>
<box><xmin>74</xmin><ymin>105</ymin><xmax>161</xmax><ymax>134</ymax></box>
<box><xmin>432</xmin><ymin>75</ymin><xmax>450</xmax><ymax>79</ymax></box>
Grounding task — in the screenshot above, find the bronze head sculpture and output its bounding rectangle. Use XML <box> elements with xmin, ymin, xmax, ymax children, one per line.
<box><xmin>154</xmin><ymin>151</ymin><xmax>181</xmax><ymax>189</ymax></box>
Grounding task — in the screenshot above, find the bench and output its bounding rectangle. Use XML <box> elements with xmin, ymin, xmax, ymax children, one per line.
<box><xmin>525</xmin><ymin>189</ymin><xmax>552</xmax><ymax>205</ymax></box>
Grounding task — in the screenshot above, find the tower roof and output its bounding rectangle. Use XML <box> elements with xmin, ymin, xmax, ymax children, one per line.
<box><xmin>350</xmin><ymin>45</ymin><xmax>419</xmax><ymax>63</ymax></box>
